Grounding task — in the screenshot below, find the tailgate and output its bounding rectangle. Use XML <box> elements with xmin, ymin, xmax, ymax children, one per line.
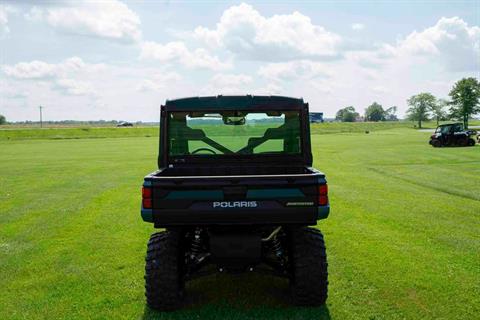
<box><xmin>141</xmin><ymin>172</ymin><xmax>329</xmax><ymax>226</ymax></box>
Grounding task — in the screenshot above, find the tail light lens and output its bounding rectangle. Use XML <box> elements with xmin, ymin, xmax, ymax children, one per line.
<box><xmin>318</xmin><ymin>184</ymin><xmax>328</xmax><ymax>206</ymax></box>
<box><xmin>142</xmin><ymin>186</ymin><xmax>152</xmax><ymax>209</ymax></box>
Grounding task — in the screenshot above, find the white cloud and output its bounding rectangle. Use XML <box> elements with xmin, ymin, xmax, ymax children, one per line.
<box><xmin>2</xmin><ymin>60</ymin><xmax>57</xmax><ymax>79</ymax></box>
<box><xmin>193</xmin><ymin>26</ymin><xmax>220</xmax><ymax>49</ymax></box>
<box><xmin>258</xmin><ymin>60</ymin><xmax>331</xmax><ymax>81</ymax></box>
<box><xmin>372</xmin><ymin>86</ymin><xmax>389</xmax><ymax>94</ymax></box>
<box><xmin>249</xmin><ymin>82</ymin><xmax>283</xmax><ymax>96</ymax></box>
<box><xmin>0</xmin><ymin>81</ymin><xmax>28</xmax><ymax>100</ymax></box>
<box><xmin>140</xmin><ymin>41</ymin><xmax>232</xmax><ymax>71</ymax></box>
<box><xmin>310</xmin><ymin>80</ymin><xmax>333</xmax><ymax>95</ymax></box>
<box><xmin>198</xmin><ymin>73</ymin><xmax>253</xmax><ymax>95</ymax></box>
<box><xmin>262</xmin><ymin>83</ymin><xmax>283</xmax><ymax>95</ymax></box>
<box><xmin>0</xmin><ymin>5</ymin><xmax>12</xmax><ymax>37</ymax></box>
<box><xmin>25</xmin><ymin>1</ymin><xmax>141</xmax><ymax>43</ymax></box>
<box><xmin>136</xmin><ymin>80</ymin><xmax>164</xmax><ymax>92</ymax></box>
<box><xmin>2</xmin><ymin>57</ymin><xmax>104</xmax><ymax>79</ymax></box>
<box><xmin>350</xmin><ymin>17</ymin><xmax>479</xmax><ymax>72</ymax></box>
<box><xmin>351</xmin><ymin>23</ymin><xmax>365</xmax><ymax>31</ymax></box>
<box><xmin>395</xmin><ymin>17</ymin><xmax>479</xmax><ymax>71</ymax></box>
<box><xmin>193</xmin><ymin>3</ymin><xmax>342</xmax><ymax>61</ymax></box>
<box><xmin>346</xmin><ymin>17</ymin><xmax>479</xmax><ymax>73</ymax></box>
<box><xmin>210</xmin><ymin>73</ymin><xmax>252</xmax><ymax>87</ymax></box>
<box><xmin>1</xmin><ymin>57</ymin><xmax>104</xmax><ymax>98</ymax></box>
<box><xmin>55</xmin><ymin>78</ymin><xmax>95</xmax><ymax>96</ymax></box>
<box><xmin>136</xmin><ymin>72</ymin><xmax>182</xmax><ymax>92</ymax></box>
<box><xmin>24</xmin><ymin>6</ymin><xmax>42</xmax><ymax>21</ymax></box>
<box><xmin>199</xmin><ymin>73</ymin><xmax>283</xmax><ymax>96</ymax></box>
<box><xmin>345</xmin><ymin>46</ymin><xmax>394</xmax><ymax>70</ymax></box>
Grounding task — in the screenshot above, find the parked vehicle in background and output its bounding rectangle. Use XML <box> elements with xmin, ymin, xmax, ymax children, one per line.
<box><xmin>309</xmin><ymin>112</ymin><xmax>324</xmax><ymax>123</ymax></box>
<box><xmin>140</xmin><ymin>95</ymin><xmax>330</xmax><ymax>310</ymax></box>
<box><xmin>117</xmin><ymin>121</ymin><xmax>133</xmax><ymax>127</ymax></box>
<box><xmin>429</xmin><ymin>123</ymin><xmax>476</xmax><ymax>147</ymax></box>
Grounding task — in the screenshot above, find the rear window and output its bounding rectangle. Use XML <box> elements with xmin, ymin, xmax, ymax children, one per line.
<box><xmin>167</xmin><ymin>111</ymin><xmax>301</xmax><ymax>156</ymax></box>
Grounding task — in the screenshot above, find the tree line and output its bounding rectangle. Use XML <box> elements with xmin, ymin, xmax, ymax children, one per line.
<box><xmin>335</xmin><ymin>77</ymin><xmax>480</xmax><ymax>129</ymax></box>
<box><xmin>336</xmin><ymin>103</ymin><xmax>398</xmax><ymax>123</ymax></box>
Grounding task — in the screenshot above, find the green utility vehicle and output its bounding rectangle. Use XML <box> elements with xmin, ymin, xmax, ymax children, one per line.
<box><xmin>141</xmin><ymin>95</ymin><xmax>330</xmax><ymax>310</ymax></box>
<box><xmin>429</xmin><ymin>123</ymin><xmax>477</xmax><ymax>147</ymax></box>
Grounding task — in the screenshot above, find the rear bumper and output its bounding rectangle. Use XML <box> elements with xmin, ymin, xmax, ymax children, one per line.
<box><xmin>318</xmin><ymin>205</ymin><xmax>330</xmax><ymax>219</ymax></box>
<box><xmin>141</xmin><ymin>204</ymin><xmax>329</xmax><ymax>226</ymax></box>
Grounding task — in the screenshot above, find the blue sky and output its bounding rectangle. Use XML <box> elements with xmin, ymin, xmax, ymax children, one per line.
<box><xmin>1</xmin><ymin>1</ymin><xmax>479</xmax><ymax>121</ymax></box>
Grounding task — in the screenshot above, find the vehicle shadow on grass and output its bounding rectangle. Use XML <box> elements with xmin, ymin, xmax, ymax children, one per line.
<box><xmin>142</xmin><ymin>272</ymin><xmax>331</xmax><ymax>320</ymax></box>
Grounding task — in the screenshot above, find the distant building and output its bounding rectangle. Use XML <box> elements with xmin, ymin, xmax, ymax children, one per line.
<box><xmin>355</xmin><ymin>115</ymin><xmax>365</xmax><ymax>122</ymax></box>
<box><xmin>309</xmin><ymin>112</ymin><xmax>324</xmax><ymax>123</ymax></box>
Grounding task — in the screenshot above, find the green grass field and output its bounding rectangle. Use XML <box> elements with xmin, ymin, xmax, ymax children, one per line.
<box><xmin>1</xmin><ymin>124</ymin><xmax>479</xmax><ymax>319</ymax></box>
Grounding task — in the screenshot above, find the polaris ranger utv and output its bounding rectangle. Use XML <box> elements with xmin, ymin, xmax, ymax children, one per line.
<box><xmin>141</xmin><ymin>95</ymin><xmax>330</xmax><ymax>310</ymax></box>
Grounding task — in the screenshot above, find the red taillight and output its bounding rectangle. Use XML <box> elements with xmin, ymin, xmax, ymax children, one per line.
<box><xmin>318</xmin><ymin>184</ymin><xmax>328</xmax><ymax>206</ymax></box>
<box><xmin>142</xmin><ymin>186</ymin><xmax>152</xmax><ymax>198</ymax></box>
<box><xmin>142</xmin><ymin>186</ymin><xmax>152</xmax><ymax>209</ymax></box>
<box><xmin>142</xmin><ymin>198</ymin><xmax>152</xmax><ymax>209</ymax></box>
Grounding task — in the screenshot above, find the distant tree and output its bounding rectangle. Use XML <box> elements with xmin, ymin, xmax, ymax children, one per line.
<box><xmin>448</xmin><ymin>77</ymin><xmax>480</xmax><ymax>129</ymax></box>
<box><xmin>384</xmin><ymin>106</ymin><xmax>398</xmax><ymax>121</ymax></box>
<box><xmin>365</xmin><ymin>102</ymin><xmax>385</xmax><ymax>121</ymax></box>
<box><xmin>335</xmin><ymin>106</ymin><xmax>359</xmax><ymax>122</ymax></box>
<box><xmin>406</xmin><ymin>93</ymin><xmax>436</xmax><ymax>129</ymax></box>
<box><xmin>0</xmin><ymin>114</ymin><xmax>6</xmax><ymax>125</ymax></box>
<box><xmin>432</xmin><ymin>99</ymin><xmax>449</xmax><ymax>126</ymax></box>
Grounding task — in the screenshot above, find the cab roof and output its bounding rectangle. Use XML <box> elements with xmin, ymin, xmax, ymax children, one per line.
<box><xmin>163</xmin><ymin>95</ymin><xmax>306</xmax><ymax>111</ymax></box>
<box><xmin>438</xmin><ymin>122</ymin><xmax>462</xmax><ymax>127</ymax></box>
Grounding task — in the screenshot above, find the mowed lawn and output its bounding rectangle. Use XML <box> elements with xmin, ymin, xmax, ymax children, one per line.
<box><xmin>0</xmin><ymin>127</ymin><xmax>479</xmax><ymax>319</ymax></box>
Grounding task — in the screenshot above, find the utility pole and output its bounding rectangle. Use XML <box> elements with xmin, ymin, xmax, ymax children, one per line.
<box><xmin>39</xmin><ymin>106</ymin><xmax>43</xmax><ymax>128</ymax></box>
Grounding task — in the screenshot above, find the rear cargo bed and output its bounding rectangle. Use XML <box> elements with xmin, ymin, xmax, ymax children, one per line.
<box><xmin>148</xmin><ymin>166</ymin><xmax>318</xmax><ymax>178</ymax></box>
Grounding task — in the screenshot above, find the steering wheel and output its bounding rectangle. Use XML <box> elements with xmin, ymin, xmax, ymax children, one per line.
<box><xmin>191</xmin><ymin>147</ymin><xmax>217</xmax><ymax>155</ymax></box>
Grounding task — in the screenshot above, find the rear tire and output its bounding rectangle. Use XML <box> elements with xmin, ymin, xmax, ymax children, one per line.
<box><xmin>468</xmin><ymin>138</ymin><xmax>476</xmax><ymax>146</ymax></box>
<box><xmin>289</xmin><ymin>227</ymin><xmax>328</xmax><ymax>306</ymax></box>
<box><xmin>145</xmin><ymin>230</ymin><xmax>185</xmax><ymax>311</ymax></box>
